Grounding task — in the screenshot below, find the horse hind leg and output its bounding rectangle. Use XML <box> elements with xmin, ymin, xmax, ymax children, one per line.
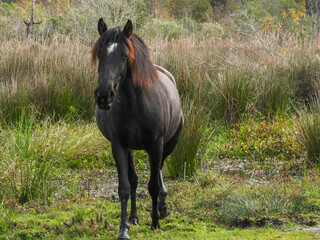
<box><xmin>158</xmin><ymin>116</ymin><xmax>184</xmax><ymax>219</ymax></box>
<box><xmin>128</xmin><ymin>150</ymin><xmax>139</xmax><ymax>225</ymax></box>
<box><xmin>158</xmin><ymin>170</ymin><xmax>169</xmax><ymax>219</ymax></box>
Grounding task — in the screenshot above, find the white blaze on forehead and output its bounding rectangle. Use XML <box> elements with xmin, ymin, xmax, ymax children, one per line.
<box><xmin>107</xmin><ymin>43</ymin><xmax>118</xmax><ymax>55</ymax></box>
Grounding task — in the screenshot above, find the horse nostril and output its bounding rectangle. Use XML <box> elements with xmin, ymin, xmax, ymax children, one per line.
<box><xmin>109</xmin><ymin>91</ymin><xmax>114</xmax><ymax>99</ymax></box>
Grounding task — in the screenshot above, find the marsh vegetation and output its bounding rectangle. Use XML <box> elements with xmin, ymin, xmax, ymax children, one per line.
<box><xmin>1</xmin><ymin>0</ymin><xmax>320</xmax><ymax>239</ymax></box>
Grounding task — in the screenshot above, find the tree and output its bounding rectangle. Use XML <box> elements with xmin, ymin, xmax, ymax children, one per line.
<box><xmin>23</xmin><ymin>0</ymin><xmax>41</xmax><ymax>42</ymax></box>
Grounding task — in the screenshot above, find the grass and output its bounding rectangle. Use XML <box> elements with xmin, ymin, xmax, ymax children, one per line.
<box><xmin>216</xmin><ymin>181</ymin><xmax>314</xmax><ymax>225</ymax></box>
<box><xmin>0</xmin><ymin>169</ymin><xmax>320</xmax><ymax>239</ymax></box>
<box><xmin>0</xmin><ymin>202</ymin><xmax>16</xmax><ymax>233</ymax></box>
<box><xmin>0</xmin><ymin>115</ymin><xmax>319</xmax><ymax>239</ymax></box>
<box><xmin>297</xmin><ymin>101</ymin><xmax>320</xmax><ymax>166</ymax></box>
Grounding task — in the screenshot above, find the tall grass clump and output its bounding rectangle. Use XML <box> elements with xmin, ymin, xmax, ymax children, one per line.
<box><xmin>255</xmin><ymin>68</ymin><xmax>296</xmax><ymax>117</ymax></box>
<box><xmin>167</xmin><ymin>100</ymin><xmax>212</xmax><ymax>178</ymax></box>
<box><xmin>0</xmin><ymin>112</ymin><xmax>109</xmax><ymax>203</ymax></box>
<box><xmin>0</xmin><ymin>40</ymin><xmax>96</xmax><ymax>124</ymax></box>
<box><xmin>297</xmin><ymin>100</ymin><xmax>320</xmax><ymax>166</ymax></box>
<box><xmin>0</xmin><ymin>113</ymin><xmax>56</xmax><ymax>204</ymax></box>
<box><xmin>216</xmin><ymin>181</ymin><xmax>314</xmax><ymax>226</ymax></box>
<box><xmin>207</xmin><ymin>71</ymin><xmax>253</xmax><ymax>124</ymax></box>
<box><xmin>289</xmin><ymin>55</ymin><xmax>320</xmax><ymax>106</ymax></box>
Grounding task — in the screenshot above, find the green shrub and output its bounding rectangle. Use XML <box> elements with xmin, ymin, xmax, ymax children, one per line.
<box><xmin>135</xmin><ymin>0</ymin><xmax>150</xmax><ymax>29</ymax></box>
<box><xmin>199</xmin><ymin>22</ymin><xmax>225</xmax><ymax>38</ymax></box>
<box><xmin>208</xmin><ymin>118</ymin><xmax>300</xmax><ymax>162</ymax></box>
<box><xmin>141</xmin><ymin>18</ymin><xmax>189</xmax><ymax>40</ymax></box>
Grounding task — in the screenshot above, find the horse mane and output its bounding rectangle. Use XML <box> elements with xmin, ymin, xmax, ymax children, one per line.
<box><xmin>91</xmin><ymin>28</ymin><xmax>158</xmax><ymax>89</ymax></box>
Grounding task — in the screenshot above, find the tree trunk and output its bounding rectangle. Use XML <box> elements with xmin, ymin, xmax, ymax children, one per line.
<box><xmin>24</xmin><ymin>0</ymin><xmax>41</xmax><ymax>43</ymax></box>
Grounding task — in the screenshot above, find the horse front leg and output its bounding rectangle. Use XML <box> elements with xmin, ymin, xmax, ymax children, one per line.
<box><xmin>147</xmin><ymin>141</ymin><xmax>163</xmax><ymax>230</ymax></box>
<box><xmin>128</xmin><ymin>150</ymin><xmax>139</xmax><ymax>225</ymax></box>
<box><xmin>112</xmin><ymin>143</ymin><xmax>131</xmax><ymax>240</ymax></box>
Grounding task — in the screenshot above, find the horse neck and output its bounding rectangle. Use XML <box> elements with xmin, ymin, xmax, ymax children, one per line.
<box><xmin>118</xmin><ymin>75</ymin><xmax>143</xmax><ymax>108</ymax></box>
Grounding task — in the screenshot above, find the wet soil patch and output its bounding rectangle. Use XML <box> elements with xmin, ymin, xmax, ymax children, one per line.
<box><xmin>232</xmin><ymin>217</ymin><xmax>284</xmax><ymax>228</ymax></box>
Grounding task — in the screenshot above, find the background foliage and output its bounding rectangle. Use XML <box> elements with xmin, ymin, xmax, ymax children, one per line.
<box><xmin>0</xmin><ymin>0</ymin><xmax>320</xmax><ymax>210</ymax></box>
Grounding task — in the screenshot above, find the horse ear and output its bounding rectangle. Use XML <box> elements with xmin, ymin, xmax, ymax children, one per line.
<box><xmin>123</xmin><ymin>19</ymin><xmax>132</xmax><ymax>38</ymax></box>
<box><xmin>98</xmin><ymin>18</ymin><xmax>107</xmax><ymax>35</ymax></box>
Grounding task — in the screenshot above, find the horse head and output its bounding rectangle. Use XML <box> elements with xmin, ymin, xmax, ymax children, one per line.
<box><xmin>93</xmin><ymin>18</ymin><xmax>133</xmax><ymax>110</ymax></box>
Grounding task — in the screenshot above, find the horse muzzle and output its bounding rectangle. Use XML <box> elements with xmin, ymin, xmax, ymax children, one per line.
<box><xmin>94</xmin><ymin>88</ymin><xmax>114</xmax><ymax>110</ymax></box>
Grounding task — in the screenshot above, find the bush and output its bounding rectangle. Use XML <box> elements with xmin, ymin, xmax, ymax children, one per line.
<box><xmin>199</xmin><ymin>22</ymin><xmax>225</xmax><ymax>38</ymax></box>
<box><xmin>140</xmin><ymin>18</ymin><xmax>189</xmax><ymax>40</ymax></box>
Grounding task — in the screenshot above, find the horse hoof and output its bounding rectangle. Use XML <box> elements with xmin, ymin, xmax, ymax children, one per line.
<box><xmin>117</xmin><ymin>235</ymin><xmax>130</xmax><ymax>240</ymax></box>
<box><xmin>129</xmin><ymin>217</ymin><xmax>139</xmax><ymax>225</ymax></box>
<box><xmin>159</xmin><ymin>209</ymin><xmax>170</xmax><ymax>220</ymax></box>
<box><xmin>150</xmin><ymin>222</ymin><xmax>161</xmax><ymax>230</ymax></box>
<box><xmin>117</xmin><ymin>227</ymin><xmax>130</xmax><ymax>240</ymax></box>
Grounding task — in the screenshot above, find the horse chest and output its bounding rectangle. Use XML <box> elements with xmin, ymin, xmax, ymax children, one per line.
<box><xmin>113</xmin><ymin>113</ymin><xmax>160</xmax><ymax>149</ymax></box>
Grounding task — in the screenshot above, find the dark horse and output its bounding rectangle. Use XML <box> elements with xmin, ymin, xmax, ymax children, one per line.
<box><xmin>91</xmin><ymin>19</ymin><xmax>183</xmax><ymax>240</ymax></box>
